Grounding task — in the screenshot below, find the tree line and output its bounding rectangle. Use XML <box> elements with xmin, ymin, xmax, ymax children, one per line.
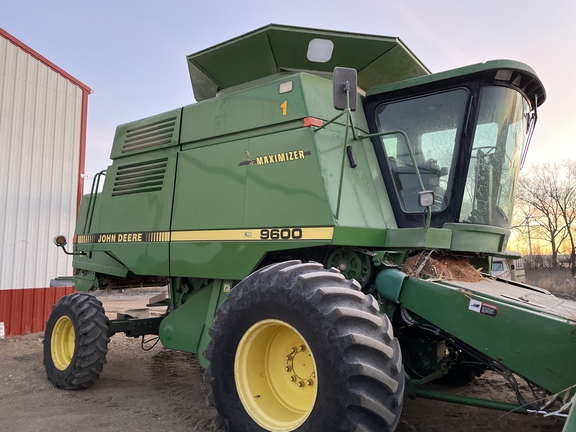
<box><xmin>512</xmin><ymin>160</ymin><xmax>576</xmax><ymax>276</ymax></box>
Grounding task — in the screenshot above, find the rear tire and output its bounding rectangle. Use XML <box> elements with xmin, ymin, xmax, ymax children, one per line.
<box><xmin>43</xmin><ymin>293</ymin><xmax>109</xmax><ymax>389</ymax></box>
<box><xmin>204</xmin><ymin>261</ymin><xmax>404</xmax><ymax>431</ymax></box>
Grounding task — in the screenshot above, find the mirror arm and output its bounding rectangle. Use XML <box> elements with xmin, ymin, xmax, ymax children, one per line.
<box><xmin>57</xmin><ymin>244</ymin><xmax>84</xmax><ymax>256</ymax></box>
<box><xmin>425</xmin><ymin>206</ymin><xmax>432</xmax><ymax>231</ymax></box>
<box><xmin>345</xmin><ymin>86</ymin><xmax>358</xmax><ymax>140</ymax></box>
<box><xmin>314</xmin><ymin>110</ymin><xmax>346</xmax><ymax>133</ymax></box>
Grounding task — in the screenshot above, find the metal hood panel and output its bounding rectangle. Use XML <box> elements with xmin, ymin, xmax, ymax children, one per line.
<box><xmin>187</xmin><ymin>24</ymin><xmax>430</xmax><ymax>101</ymax></box>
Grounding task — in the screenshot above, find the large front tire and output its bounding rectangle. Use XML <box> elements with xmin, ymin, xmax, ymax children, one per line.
<box><xmin>43</xmin><ymin>293</ymin><xmax>109</xmax><ymax>389</ymax></box>
<box><xmin>205</xmin><ymin>261</ymin><xmax>404</xmax><ymax>432</ymax></box>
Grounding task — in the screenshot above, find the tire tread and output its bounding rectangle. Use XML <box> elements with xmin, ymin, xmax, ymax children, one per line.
<box><xmin>44</xmin><ymin>293</ymin><xmax>109</xmax><ymax>390</ymax></box>
<box><xmin>204</xmin><ymin>261</ymin><xmax>404</xmax><ymax>432</ymax></box>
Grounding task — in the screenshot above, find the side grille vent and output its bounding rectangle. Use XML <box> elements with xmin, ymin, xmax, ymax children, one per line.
<box><xmin>121</xmin><ymin>117</ymin><xmax>177</xmax><ymax>153</ymax></box>
<box><xmin>112</xmin><ymin>159</ymin><xmax>168</xmax><ymax>196</ymax></box>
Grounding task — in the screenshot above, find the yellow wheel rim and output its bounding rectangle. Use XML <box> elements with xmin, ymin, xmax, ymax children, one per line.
<box><xmin>51</xmin><ymin>316</ymin><xmax>75</xmax><ymax>371</ymax></box>
<box><xmin>235</xmin><ymin>319</ymin><xmax>318</xmax><ymax>431</ymax></box>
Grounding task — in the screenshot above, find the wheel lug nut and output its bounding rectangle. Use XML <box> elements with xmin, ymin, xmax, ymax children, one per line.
<box><xmin>285</xmin><ymin>366</ymin><xmax>292</xmax><ymax>371</ymax></box>
<box><xmin>297</xmin><ymin>381</ymin><xmax>304</xmax><ymax>387</ymax></box>
<box><xmin>290</xmin><ymin>376</ymin><xmax>296</xmax><ymax>382</ymax></box>
<box><xmin>307</xmin><ymin>379</ymin><xmax>313</xmax><ymax>386</ymax></box>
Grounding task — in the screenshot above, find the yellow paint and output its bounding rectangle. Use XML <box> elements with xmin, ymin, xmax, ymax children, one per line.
<box><xmin>255</xmin><ymin>150</ymin><xmax>308</xmax><ymax>166</ymax></box>
<box><xmin>76</xmin><ymin>234</ymin><xmax>98</xmax><ymax>244</ymax></box>
<box><xmin>76</xmin><ymin>227</ymin><xmax>333</xmax><ymax>244</ymax></box>
<box><xmin>117</xmin><ymin>232</ymin><xmax>143</xmax><ymax>242</ymax></box>
<box><xmin>171</xmin><ymin>227</ymin><xmax>334</xmax><ymax>242</ymax></box>
<box><xmin>280</xmin><ymin>100</ymin><xmax>288</xmax><ymax>116</ymax></box>
<box><xmin>97</xmin><ymin>234</ymin><xmax>117</xmax><ymax>243</ymax></box>
<box><xmin>235</xmin><ymin>319</ymin><xmax>317</xmax><ymax>431</ymax></box>
<box><xmin>51</xmin><ymin>315</ymin><xmax>75</xmax><ymax>371</ymax></box>
<box><xmin>171</xmin><ymin>229</ymin><xmax>262</xmax><ymax>241</ymax></box>
<box><xmin>76</xmin><ymin>232</ymin><xmax>170</xmax><ymax>244</ymax></box>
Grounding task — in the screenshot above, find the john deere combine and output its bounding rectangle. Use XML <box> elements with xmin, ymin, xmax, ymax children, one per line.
<box><xmin>46</xmin><ymin>25</ymin><xmax>576</xmax><ymax>431</ymax></box>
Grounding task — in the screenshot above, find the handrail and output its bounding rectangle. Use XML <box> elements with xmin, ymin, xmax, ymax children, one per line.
<box><xmin>82</xmin><ymin>170</ymin><xmax>107</xmax><ymax>234</ymax></box>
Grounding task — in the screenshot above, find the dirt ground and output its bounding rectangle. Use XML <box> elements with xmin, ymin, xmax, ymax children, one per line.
<box><xmin>0</xmin><ymin>289</ymin><xmax>566</xmax><ymax>432</ymax></box>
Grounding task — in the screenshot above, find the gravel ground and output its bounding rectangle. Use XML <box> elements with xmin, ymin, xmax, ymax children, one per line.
<box><xmin>0</xmin><ymin>289</ymin><xmax>566</xmax><ymax>432</ymax></box>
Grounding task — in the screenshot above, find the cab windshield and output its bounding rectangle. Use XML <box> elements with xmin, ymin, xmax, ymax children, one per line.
<box><xmin>460</xmin><ymin>86</ymin><xmax>530</xmax><ymax>228</ymax></box>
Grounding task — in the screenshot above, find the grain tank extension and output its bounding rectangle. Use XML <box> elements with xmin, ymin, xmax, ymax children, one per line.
<box><xmin>46</xmin><ymin>25</ymin><xmax>576</xmax><ymax>431</ymax></box>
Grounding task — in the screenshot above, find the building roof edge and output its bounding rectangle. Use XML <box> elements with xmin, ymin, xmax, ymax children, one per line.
<box><xmin>0</xmin><ymin>26</ymin><xmax>92</xmax><ymax>93</ymax></box>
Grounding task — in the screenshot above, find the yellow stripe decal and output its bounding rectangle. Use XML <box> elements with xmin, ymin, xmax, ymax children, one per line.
<box><xmin>74</xmin><ymin>228</ymin><xmax>334</xmax><ymax>244</ymax></box>
<box><xmin>171</xmin><ymin>227</ymin><xmax>334</xmax><ymax>242</ymax></box>
<box><xmin>75</xmin><ymin>232</ymin><xmax>171</xmax><ymax>244</ymax></box>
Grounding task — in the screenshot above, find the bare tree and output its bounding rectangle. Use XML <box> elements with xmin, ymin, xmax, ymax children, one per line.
<box><xmin>510</xmin><ymin>203</ymin><xmax>537</xmax><ymax>256</ymax></box>
<box><xmin>516</xmin><ymin>164</ymin><xmax>569</xmax><ymax>269</ymax></box>
<box><xmin>556</xmin><ymin>160</ymin><xmax>576</xmax><ymax>276</ymax></box>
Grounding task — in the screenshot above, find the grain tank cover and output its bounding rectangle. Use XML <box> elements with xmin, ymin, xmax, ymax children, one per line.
<box><xmin>187</xmin><ymin>24</ymin><xmax>430</xmax><ymax>101</ymax></box>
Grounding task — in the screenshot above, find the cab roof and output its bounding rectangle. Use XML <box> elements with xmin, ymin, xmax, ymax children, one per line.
<box><xmin>366</xmin><ymin>59</ymin><xmax>546</xmax><ymax>106</ymax></box>
<box><xmin>187</xmin><ymin>24</ymin><xmax>430</xmax><ymax>101</ymax></box>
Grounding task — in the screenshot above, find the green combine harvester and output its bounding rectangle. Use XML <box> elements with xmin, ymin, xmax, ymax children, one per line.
<box><xmin>46</xmin><ymin>24</ymin><xmax>576</xmax><ymax>431</ymax></box>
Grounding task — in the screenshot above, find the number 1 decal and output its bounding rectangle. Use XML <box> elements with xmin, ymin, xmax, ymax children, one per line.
<box><xmin>280</xmin><ymin>100</ymin><xmax>288</xmax><ymax>116</ymax></box>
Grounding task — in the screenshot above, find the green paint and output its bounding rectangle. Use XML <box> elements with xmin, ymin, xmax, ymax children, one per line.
<box><xmin>73</xmin><ymin>270</ymin><xmax>98</xmax><ymax>292</ymax></box>
<box><xmin>406</xmin><ymin>386</ymin><xmax>528</xmax><ymax>413</ymax></box>
<box><xmin>445</xmin><ymin>223</ymin><xmax>508</xmax><ymax>253</ymax></box>
<box><xmin>366</xmin><ymin>59</ymin><xmax>545</xmax><ymax>106</ymax></box>
<box><xmin>332</xmin><ymin>227</ymin><xmax>387</xmax><ymax>247</ymax></box>
<box><xmin>169</xmin><ymin>241</ymin><xmax>330</xmax><ymax>280</ymax></box>
<box><xmin>564</xmin><ymin>393</ymin><xmax>576</xmax><ymax>432</ymax></box>
<box><xmin>375</xmin><ymin>268</ymin><xmax>407</xmax><ymax>304</ymax></box>
<box><xmin>62</xmin><ymin>25</ymin><xmax>576</xmax><ymax>414</ymax></box>
<box><xmin>73</xmin><ymin>251</ymin><xmax>128</xmax><ymax>278</ymax></box>
<box><xmin>187</xmin><ymin>24</ymin><xmax>429</xmax><ymax>102</ymax></box>
<box><xmin>159</xmin><ymin>280</ymin><xmax>229</xmax><ymax>364</ymax></box>
<box><xmin>159</xmin><ymin>283</ymin><xmax>215</xmax><ymax>353</ymax></box>
<box><xmin>377</xmin><ymin>270</ymin><xmax>576</xmax><ymax>396</ymax></box>
<box><xmin>385</xmin><ymin>228</ymin><xmax>452</xmax><ymax>249</ymax></box>
<box><xmin>196</xmin><ymin>281</ymin><xmax>230</xmax><ymax>367</ymax></box>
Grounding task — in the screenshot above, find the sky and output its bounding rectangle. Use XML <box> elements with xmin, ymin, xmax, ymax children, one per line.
<box><xmin>2</xmin><ymin>0</ymin><xmax>575</xmax><ymax>188</ymax></box>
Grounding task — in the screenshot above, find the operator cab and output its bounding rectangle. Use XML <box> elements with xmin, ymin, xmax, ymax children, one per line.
<box><xmin>364</xmin><ymin>61</ymin><xmax>545</xmax><ymax>230</ymax></box>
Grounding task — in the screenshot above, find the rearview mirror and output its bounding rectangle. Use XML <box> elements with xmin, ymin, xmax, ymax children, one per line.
<box><xmin>333</xmin><ymin>67</ymin><xmax>357</xmax><ymax>111</ymax></box>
